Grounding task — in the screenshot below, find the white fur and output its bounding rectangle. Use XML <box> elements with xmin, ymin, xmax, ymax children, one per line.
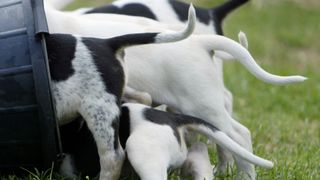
<box><xmin>123</xmin><ymin>103</ymin><xmax>273</xmax><ymax>180</ymax></box>
<box><xmin>71</xmin><ymin>2</ymin><xmax>305</xmax><ymax>177</ymax></box>
<box><xmin>52</xmin><ymin>37</ymin><xmax>125</xmax><ymax>179</ymax></box>
<box><xmin>180</xmin><ymin>142</ymin><xmax>214</xmax><ymax>180</ymax></box>
<box><xmin>46</xmin><ymin>0</ymin><xmax>74</xmax><ymax>9</ymax></box>
<box><xmin>45</xmin><ymin>3</ymin><xmax>304</xmax><ymax>178</ymax></box>
<box><xmin>122</xmin><ymin>86</ymin><xmax>153</xmax><ymax>106</ymax></box>
<box><xmin>47</xmin><ymin>4</ymin><xmax>196</xmax><ymax>180</ymax></box>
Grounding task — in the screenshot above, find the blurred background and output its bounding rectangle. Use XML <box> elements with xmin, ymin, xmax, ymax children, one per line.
<box><xmin>65</xmin><ymin>0</ymin><xmax>319</xmax><ymax>179</ymax></box>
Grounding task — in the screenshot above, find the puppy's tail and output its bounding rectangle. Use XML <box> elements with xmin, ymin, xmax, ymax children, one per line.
<box><xmin>107</xmin><ymin>4</ymin><xmax>195</xmax><ymax>53</ymax></box>
<box><xmin>214</xmin><ymin>31</ymin><xmax>248</xmax><ymax>60</ymax></box>
<box><xmin>211</xmin><ymin>0</ymin><xmax>249</xmax><ymax>35</ymax></box>
<box><xmin>198</xmin><ymin>35</ymin><xmax>307</xmax><ymax>85</ymax></box>
<box><xmin>179</xmin><ymin>117</ymin><xmax>274</xmax><ymax>168</ymax></box>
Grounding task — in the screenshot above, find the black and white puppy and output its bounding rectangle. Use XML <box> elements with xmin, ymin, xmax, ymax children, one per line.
<box><xmin>84</xmin><ymin>0</ymin><xmax>248</xmax><ymax>35</ymax></box>
<box><xmin>47</xmin><ymin>21</ymin><xmax>194</xmax><ymax>179</ymax></box>
<box><xmin>77</xmin><ymin>0</ymin><xmax>250</xmax><ymax>113</ymax></box>
<box><xmin>46</xmin><ymin>1</ymin><xmax>307</xmax><ymax>179</ymax></box>
<box><xmin>80</xmin><ymin>0</ymin><xmax>252</xmax><ymax>176</ymax></box>
<box><xmin>59</xmin><ymin>103</ymin><xmax>273</xmax><ymax>180</ymax></box>
<box><xmin>120</xmin><ymin>103</ymin><xmax>273</xmax><ymax>180</ymax></box>
<box><xmin>81</xmin><ymin>0</ymin><xmax>249</xmax><ymax>109</ymax></box>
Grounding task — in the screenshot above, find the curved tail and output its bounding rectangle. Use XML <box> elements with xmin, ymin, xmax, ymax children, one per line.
<box><xmin>107</xmin><ymin>4</ymin><xmax>196</xmax><ymax>52</ymax></box>
<box><xmin>198</xmin><ymin>35</ymin><xmax>307</xmax><ymax>85</ymax></box>
<box><xmin>181</xmin><ymin>121</ymin><xmax>273</xmax><ymax>168</ymax></box>
<box><xmin>215</xmin><ymin>31</ymin><xmax>248</xmax><ymax>60</ymax></box>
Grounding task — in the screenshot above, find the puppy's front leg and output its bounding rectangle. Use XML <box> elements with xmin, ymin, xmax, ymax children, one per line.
<box><xmin>79</xmin><ymin>96</ymin><xmax>125</xmax><ymax>180</ymax></box>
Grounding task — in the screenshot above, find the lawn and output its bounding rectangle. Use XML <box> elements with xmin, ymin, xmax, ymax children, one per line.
<box><xmin>5</xmin><ymin>0</ymin><xmax>319</xmax><ymax>179</ymax></box>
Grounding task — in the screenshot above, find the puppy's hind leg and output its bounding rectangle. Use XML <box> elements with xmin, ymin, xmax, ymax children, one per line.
<box><xmin>227</xmin><ymin>118</ymin><xmax>255</xmax><ymax>180</ymax></box>
<box><xmin>214</xmin><ymin>89</ymin><xmax>234</xmax><ymax>175</ymax></box>
<box><xmin>122</xmin><ymin>86</ymin><xmax>152</xmax><ymax>106</ymax></box>
<box><xmin>224</xmin><ymin>87</ymin><xmax>234</xmax><ymax>115</ymax></box>
<box><xmin>231</xmin><ymin>119</ymin><xmax>255</xmax><ymax>180</ymax></box>
<box><xmin>79</xmin><ymin>96</ymin><xmax>125</xmax><ymax>180</ymax></box>
<box><xmin>211</xmin><ymin>110</ymin><xmax>255</xmax><ymax>179</ymax></box>
<box><xmin>214</xmin><ymin>146</ymin><xmax>234</xmax><ymax>176</ymax></box>
<box><xmin>126</xmin><ymin>136</ymin><xmax>168</xmax><ymax>180</ymax></box>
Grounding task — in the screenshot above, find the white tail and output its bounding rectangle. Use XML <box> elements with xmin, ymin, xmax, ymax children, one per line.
<box><xmin>107</xmin><ymin>4</ymin><xmax>196</xmax><ymax>52</ymax></box>
<box><xmin>215</xmin><ymin>31</ymin><xmax>249</xmax><ymax>60</ymax></box>
<box><xmin>238</xmin><ymin>31</ymin><xmax>249</xmax><ymax>49</ymax></box>
<box><xmin>199</xmin><ymin>35</ymin><xmax>307</xmax><ymax>85</ymax></box>
<box><xmin>186</xmin><ymin>124</ymin><xmax>274</xmax><ymax>168</ymax></box>
<box><xmin>155</xmin><ymin>4</ymin><xmax>196</xmax><ymax>43</ymax></box>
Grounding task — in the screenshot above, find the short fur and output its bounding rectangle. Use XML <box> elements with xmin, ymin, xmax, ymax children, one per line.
<box><xmin>59</xmin><ymin>103</ymin><xmax>273</xmax><ymax>179</ymax></box>
<box><xmin>122</xmin><ymin>103</ymin><xmax>273</xmax><ymax>180</ymax></box>
<box><xmin>45</xmin><ymin>2</ymin><xmax>305</xmax><ymax>179</ymax></box>
<box><xmin>46</xmin><ymin>11</ymin><xmax>195</xmax><ymax>178</ymax></box>
<box><xmin>180</xmin><ymin>142</ymin><xmax>214</xmax><ymax>180</ymax></box>
<box><xmin>76</xmin><ymin>1</ymin><xmax>304</xmax><ymax>177</ymax></box>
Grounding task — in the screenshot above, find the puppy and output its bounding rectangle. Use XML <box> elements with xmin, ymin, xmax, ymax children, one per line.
<box><xmin>46</xmin><ymin>15</ymin><xmax>195</xmax><ymax>179</ymax></box>
<box><xmin>45</xmin><ymin>3</ymin><xmax>306</xmax><ymax>179</ymax></box>
<box><xmin>59</xmin><ymin>103</ymin><xmax>273</xmax><ymax>179</ymax></box>
<box><xmin>121</xmin><ymin>103</ymin><xmax>273</xmax><ymax>180</ymax></box>
<box><xmin>77</xmin><ymin>2</ymin><xmax>306</xmax><ymax>177</ymax></box>
<box><xmin>61</xmin><ymin>0</ymin><xmax>249</xmax><ymax>114</ymax></box>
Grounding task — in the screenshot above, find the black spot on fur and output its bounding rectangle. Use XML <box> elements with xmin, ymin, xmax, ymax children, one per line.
<box><xmin>112</xmin><ymin>118</ymin><xmax>120</xmax><ymax>150</ymax></box>
<box><xmin>119</xmin><ymin>106</ymin><xmax>131</xmax><ymax>148</ymax></box>
<box><xmin>107</xmin><ymin>33</ymin><xmax>158</xmax><ymax>53</ymax></box>
<box><xmin>82</xmin><ymin>37</ymin><xmax>125</xmax><ymax>103</ymax></box>
<box><xmin>85</xmin><ymin>3</ymin><xmax>157</xmax><ymax>20</ymax></box>
<box><xmin>45</xmin><ymin>34</ymin><xmax>76</xmax><ymax>81</ymax></box>
<box><xmin>143</xmin><ymin>108</ymin><xmax>182</xmax><ymax>144</ymax></box>
<box><xmin>168</xmin><ymin>0</ymin><xmax>211</xmax><ymax>25</ymax></box>
<box><xmin>144</xmin><ymin>108</ymin><xmax>219</xmax><ymax>144</ymax></box>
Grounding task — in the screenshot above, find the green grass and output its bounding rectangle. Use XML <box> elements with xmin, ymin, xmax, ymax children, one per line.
<box><xmin>222</xmin><ymin>1</ymin><xmax>320</xmax><ymax>179</ymax></box>
<box><xmin>11</xmin><ymin>0</ymin><xmax>319</xmax><ymax>179</ymax></box>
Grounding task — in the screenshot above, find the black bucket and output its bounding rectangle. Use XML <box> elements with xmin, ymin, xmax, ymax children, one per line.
<box><xmin>0</xmin><ymin>0</ymin><xmax>60</xmax><ymax>172</ymax></box>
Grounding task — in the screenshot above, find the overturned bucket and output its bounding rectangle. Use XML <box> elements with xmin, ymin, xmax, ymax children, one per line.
<box><xmin>0</xmin><ymin>0</ymin><xmax>61</xmax><ymax>172</ymax></box>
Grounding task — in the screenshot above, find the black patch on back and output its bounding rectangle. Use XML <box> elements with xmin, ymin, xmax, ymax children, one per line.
<box><xmin>107</xmin><ymin>33</ymin><xmax>158</xmax><ymax>53</ymax></box>
<box><xmin>144</xmin><ymin>108</ymin><xmax>219</xmax><ymax>144</ymax></box>
<box><xmin>82</xmin><ymin>37</ymin><xmax>125</xmax><ymax>102</ymax></box>
<box><xmin>168</xmin><ymin>0</ymin><xmax>211</xmax><ymax>25</ymax></box>
<box><xmin>143</xmin><ymin>108</ymin><xmax>182</xmax><ymax>144</ymax></box>
<box><xmin>45</xmin><ymin>34</ymin><xmax>76</xmax><ymax>81</ymax></box>
<box><xmin>119</xmin><ymin>106</ymin><xmax>131</xmax><ymax>148</ymax></box>
<box><xmin>60</xmin><ymin>118</ymin><xmax>100</xmax><ymax>178</ymax></box>
<box><xmin>85</xmin><ymin>3</ymin><xmax>157</xmax><ymax>20</ymax></box>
